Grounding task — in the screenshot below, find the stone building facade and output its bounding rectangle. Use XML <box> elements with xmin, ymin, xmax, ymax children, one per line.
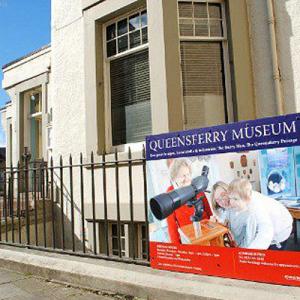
<box><xmin>2</xmin><ymin>0</ymin><xmax>300</xmax><ymax>165</ymax></box>
<box><xmin>1</xmin><ymin>0</ymin><xmax>300</xmax><ymax>255</ymax></box>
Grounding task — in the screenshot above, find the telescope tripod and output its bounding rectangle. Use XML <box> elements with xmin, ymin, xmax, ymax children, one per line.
<box><xmin>187</xmin><ymin>195</ymin><xmax>204</xmax><ymax>222</ymax></box>
<box><xmin>187</xmin><ymin>195</ymin><xmax>204</xmax><ymax>238</ymax></box>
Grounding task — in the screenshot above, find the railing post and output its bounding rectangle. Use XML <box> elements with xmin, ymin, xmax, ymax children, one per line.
<box><xmin>0</xmin><ymin>166</ymin><xmax>4</xmax><ymax>242</ymax></box>
<box><xmin>102</xmin><ymin>151</ymin><xmax>109</xmax><ymax>256</ymax></box>
<box><xmin>80</xmin><ymin>153</ymin><xmax>86</xmax><ymax>253</ymax></box>
<box><xmin>69</xmin><ymin>154</ymin><xmax>75</xmax><ymax>252</ymax></box>
<box><xmin>3</xmin><ymin>165</ymin><xmax>8</xmax><ymax>242</ymax></box>
<box><xmin>128</xmin><ymin>147</ymin><xmax>135</xmax><ymax>260</ymax></box>
<box><xmin>91</xmin><ymin>152</ymin><xmax>97</xmax><ymax>255</ymax></box>
<box><xmin>115</xmin><ymin>149</ymin><xmax>122</xmax><ymax>258</ymax></box>
<box><xmin>0</xmin><ymin>166</ymin><xmax>3</xmax><ymax>242</ymax></box>
<box><xmin>22</xmin><ymin>148</ymin><xmax>31</xmax><ymax>246</ymax></box>
<box><xmin>142</xmin><ymin>145</ymin><xmax>149</xmax><ymax>261</ymax></box>
<box><xmin>46</xmin><ymin>160</ymin><xmax>49</xmax><ymax>199</ymax></box>
<box><xmin>33</xmin><ymin>161</ymin><xmax>38</xmax><ymax>246</ymax></box>
<box><xmin>10</xmin><ymin>162</ymin><xmax>14</xmax><ymax>243</ymax></box>
<box><xmin>50</xmin><ymin>157</ymin><xmax>56</xmax><ymax>249</ymax></box>
<box><xmin>17</xmin><ymin>161</ymin><xmax>22</xmax><ymax>244</ymax></box>
<box><xmin>60</xmin><ymin>155</ymin><xmax>65</xmax><ymax>250</ymax></box>
<box><xmin>41</xmin><ymin>159</ymin><xmax>47</xmax><ymax>248</ymax></box>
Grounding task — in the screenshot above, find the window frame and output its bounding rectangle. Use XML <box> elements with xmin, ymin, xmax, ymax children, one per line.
<box><xmin>137</xmin><ymin>223</ymin><xmax>148</xmax><ymax>259</ymax></box>
<box><xmin>27</xmin><ymin>90</ymin><xmax>43</xmax><ymax>160</ymax></box>
<box><xmin>28</xmin><ymin>91</ymin><xmax>42</xmax><ymax>119</ymax></box>
<box><xmin>109</xmin><ymin>222</ymin><xmax>129</xmax><ymax>257</ymax></box>
<box><xmin>103</xmin><ymin>7</ymin><xmax>150</xmax><ymax>153</ymax></box>
<box><xmin>177</xmin><ymin>0</ymin><xmax>234</xmax><ymax>127</ymax></box>
<box><xmin>46</xmin><ymin>106</ymin><xmax>53</xmax><ymax>153</ymax></box>
<box><xmin>86</xmin><ymin>219</ymin><xmax>148</xmax><ymax>259</ymax></box>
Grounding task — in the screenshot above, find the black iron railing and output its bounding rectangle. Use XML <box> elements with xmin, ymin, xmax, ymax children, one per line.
<box><xmin>0</xmin><ymin>147</ymin><xmax>149</xmax><ymax>266</ymax></box>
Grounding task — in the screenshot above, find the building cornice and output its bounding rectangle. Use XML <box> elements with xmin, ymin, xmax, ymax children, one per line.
<box><xmin>2</xmin><ymin>44</ymin><xmax>51</xmax><ymax>71</ymax></box>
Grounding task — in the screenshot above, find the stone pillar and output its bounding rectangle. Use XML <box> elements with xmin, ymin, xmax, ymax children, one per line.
<box><xmin>41</xmin><ymin>82</ymin><xmax>48</xmax><ymax>159</ymax></box>
<box><xmin>227</xmin><ymin>0</ymin><xmax>256</xmax><ymax>121</ymax></box>
<box><xmin>147</xmin><ymin>0</ymin><xmax>184</xmax><ymax>134</ymax></box>
<box><xmin>15</xmin><ymin>91</ymin><xmax>24</xmax><ymax>164</ymax></box>
<box><xmin>6</xmin><ymin>118</ymin><xmax>12</xmax><ymax>167</ymax></box>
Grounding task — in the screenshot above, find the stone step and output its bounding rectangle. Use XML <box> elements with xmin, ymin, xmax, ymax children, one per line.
<box><xmin>0</xmin><ymin>193</ymin><xmax>50</xmax><ymax>217</ymax></box>
<box><xmin>0</xmin><ymin>199</ymin><xmax>53</xmax><ymax>232</ymax></box>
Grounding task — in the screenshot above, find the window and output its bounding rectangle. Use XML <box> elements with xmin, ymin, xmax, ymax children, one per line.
<box><xmin>106</xmin><ymin>10</ymin><xmax>148</xmax><ymax>58</ymax></box>
<box><xmin>110</xmin><ymin>223</ymin><xmax>129</xmax><ymax>257</ymax></box>
<box><xmin>87</xmin><ymin>220</ymin><xmax>148</xmax><ymax>259</ymax></box>
<box><xmin>178</xmin><ymin>1</ymin><xmax>223</xmax><ymax>37</ymax></box>
<box><xmin>30</xmin><ymin>93</ymin><xmax>42</xmax><ymax>115</ymax></box>
<box><xmin>29</xmin><ymin>91</ymin><xmax>42</xmax><ymax>160</ymax></box>
<box><xmin>104</xmin><ymin>10</ymin><xmax>152</xmax><ymax>147</ymax></box>
<box><xmin>178</xmin><ymin>1</ymin><xmax>231</xmax><ymax>129</ymax></box>
<box><xmin>137</xmin><ymin>223</ymin><xmax>148</xmax><ymax>259</ymax></box>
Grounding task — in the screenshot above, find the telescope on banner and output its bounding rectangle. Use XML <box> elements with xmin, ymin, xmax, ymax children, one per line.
<box><xmin>150</xmin><ymin>166</ymin><xmax>209</xmax><ymax>221</ymax></box>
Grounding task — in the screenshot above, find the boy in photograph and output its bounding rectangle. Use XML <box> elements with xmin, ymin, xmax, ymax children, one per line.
<box><xmin>210</xmin><ymin>181</ymin><xmax>257</xmax><ymax>248</ymax></box>
<box><xmin>227</xmin><ymin>179</ymin><xmax>293</xmax><ymax>250</ymax></box>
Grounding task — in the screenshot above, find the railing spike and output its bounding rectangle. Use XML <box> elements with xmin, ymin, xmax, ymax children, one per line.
<box><xmin>91</xmin><ymin>151</ymin><xmax>94</xmax><ymax>163</ymax></box>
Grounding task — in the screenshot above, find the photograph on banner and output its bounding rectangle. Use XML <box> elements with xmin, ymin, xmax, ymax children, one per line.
<box><xmin>147</xmin><ymin>143</ymin><xmax>299</xmax><ymax>252</ymax></box>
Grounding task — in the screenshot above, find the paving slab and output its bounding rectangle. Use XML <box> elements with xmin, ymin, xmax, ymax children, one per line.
<box><xmin>0</xmin><ymin>266</ymin><xmax>129</xmax><ymax>300</ymax></box>
<box><xmin>0</xmin><ymin>268</ymin><xmax>26</xmax><ymax>284</ymax></box>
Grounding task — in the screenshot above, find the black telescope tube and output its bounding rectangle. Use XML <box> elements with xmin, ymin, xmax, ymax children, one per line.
<box><xmin>150</xmin><ymin>185</ymin><xmax>195</xmax><ymax>220</ymax></box>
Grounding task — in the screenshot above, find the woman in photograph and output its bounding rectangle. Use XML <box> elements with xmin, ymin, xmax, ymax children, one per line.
<box><xmin>228</xmin><ymin>178</ymin><xmax>293</xmax><ymax>250</ymax></box>
<box><xmin>166</xmin><ymin>158</ymin><xmax>213</xmax><ymax>244</ymax></box>
<box><xmin>210</xmin><ymin>181</ymin><xmax>258</xmax><ymax>248</ymax></box>
<box><xmin>210</xmin><ymin>181</ymin><xmax>231</xmax><ymax>224</ymax></box>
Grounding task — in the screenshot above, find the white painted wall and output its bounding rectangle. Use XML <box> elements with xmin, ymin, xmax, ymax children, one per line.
<box><xmin>51</xmin><ymin>0</ymin><xmax>86</xmax><ymax>162</ymax></box>
<box><xmin>247</xmin><ymin>0</ymin><xmax>300</xmax><ymax>116</ymax></box>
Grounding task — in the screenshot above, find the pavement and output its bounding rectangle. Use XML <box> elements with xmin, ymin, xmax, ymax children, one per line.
<box><xmin>0</xmin><ymin>267</ymin><xmax>138</xmax><ymax>300</ymax></box>
<box><xmin>0</xmin><ymin>245</ymin><xmax>299</xmax><ymax>300</ymax></box>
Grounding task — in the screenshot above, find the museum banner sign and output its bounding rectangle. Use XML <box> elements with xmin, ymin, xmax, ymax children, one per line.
<box><xmin>146</xmin><ymin>113</ymin><xmax>300</xmax><ymax>286</ymax></box>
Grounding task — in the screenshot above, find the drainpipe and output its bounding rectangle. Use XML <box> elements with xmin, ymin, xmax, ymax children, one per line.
<box><xmin>266</xmin><ymin>0</ymin><xmax>284</xmax><ymax>115</ymax></box>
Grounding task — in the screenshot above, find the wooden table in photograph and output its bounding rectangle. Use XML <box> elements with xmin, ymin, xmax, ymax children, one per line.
<box><xmin>287</xmin><ymin>207</ymin><xmax>300</xmax><ymax>244</ymax></box>
<box><xmin>180</xmin><ymin>220</ymin><xmax>229</xmax><ymax>247</ymax></box>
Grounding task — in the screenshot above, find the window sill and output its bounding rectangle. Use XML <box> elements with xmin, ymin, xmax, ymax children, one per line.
<box><xmin>105</xmin><ymin>141</ymin><xmax>145</xmax><ymax>155</ymax></box>
<box><xmin>28</xmin><ymin>112</ymin><xmax>42</xmax><ymax>119</ymax></box>
<box><xmin>83</xmin><ymin>141</ymin><xmax>146</xmax><ymax>169</ymax></box>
